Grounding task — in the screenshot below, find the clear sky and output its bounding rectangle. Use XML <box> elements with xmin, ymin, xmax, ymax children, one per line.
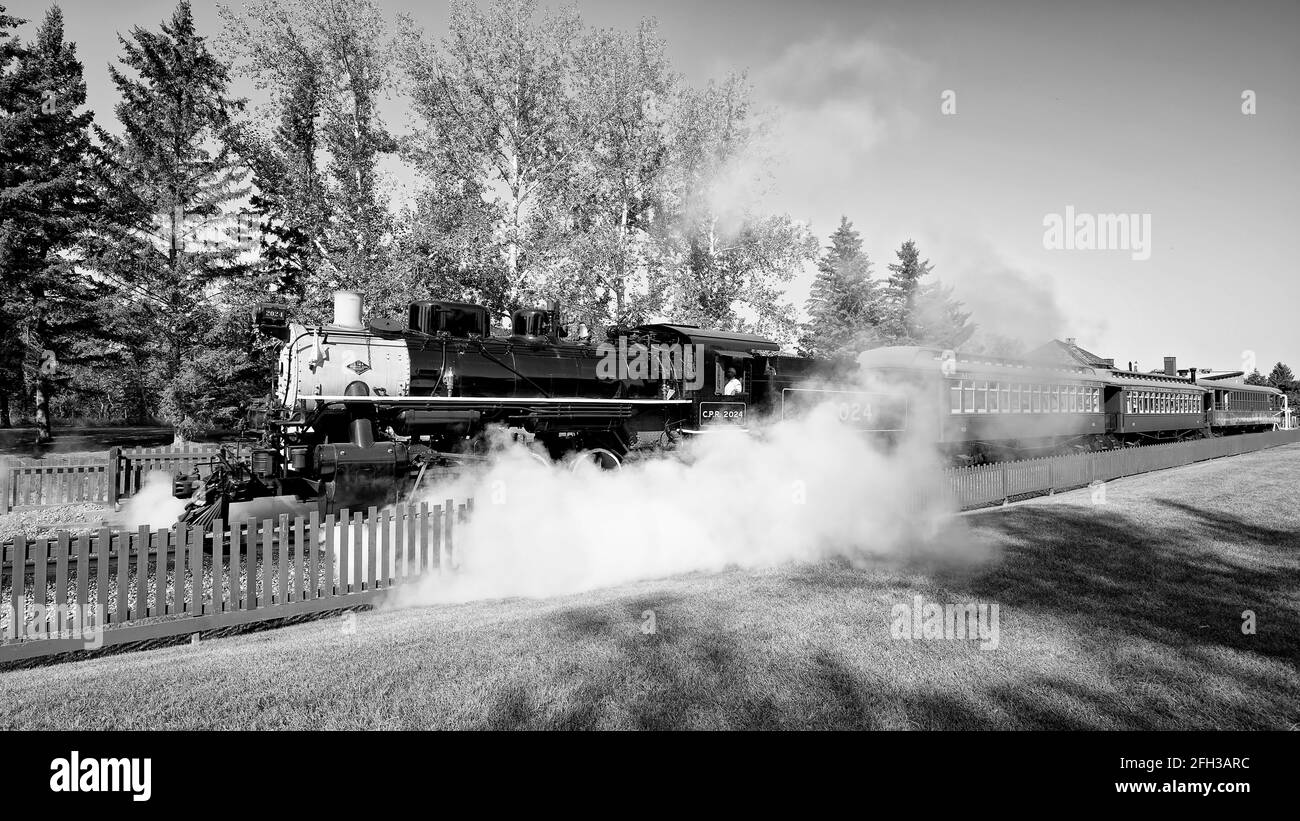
<box><xmin>9</xmin><ymin>0</ymin><xmax>1299</xmax><ymax>373</ymax></box>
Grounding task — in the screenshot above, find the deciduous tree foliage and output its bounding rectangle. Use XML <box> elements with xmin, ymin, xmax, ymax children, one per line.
<box><xmin>400</xmin><ymin>1</ymin><xmax>813</xmax><ymax>339</ymax></box>
<box><xmin>220</xmin><ymin>0</ymin><xmax>397</xmax><ymax>321</ymax></box>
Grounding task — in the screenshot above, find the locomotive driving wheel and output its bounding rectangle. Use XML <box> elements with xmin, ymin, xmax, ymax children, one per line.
<box><xmin>569</xmin><ymin>448</ymin><xmax>623</xmax><ymax>471</ymax></box>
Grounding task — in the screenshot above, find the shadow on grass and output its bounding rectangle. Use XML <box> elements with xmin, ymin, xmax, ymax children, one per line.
<box><xmin>922</xmin><ymin>500</ymin><xmax>1300</xmax><ymax>729</ymax></box>
<box><xmin>480</xmin><ymin>499</ymin><xmax>1299</xmax><ymax>730</ymax></box>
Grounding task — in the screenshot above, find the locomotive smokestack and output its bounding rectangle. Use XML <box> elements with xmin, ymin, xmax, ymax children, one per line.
<box><xmin>333</xmin><ymin>290</ymin><xmax>364</xmax><ymax>329</ymax></box>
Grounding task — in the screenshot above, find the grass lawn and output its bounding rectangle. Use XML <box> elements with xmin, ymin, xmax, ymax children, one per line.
<box><xmin>2</xmin><ymin>444</ymin><xmax>1297</xmax><ymax>730</ymax></box>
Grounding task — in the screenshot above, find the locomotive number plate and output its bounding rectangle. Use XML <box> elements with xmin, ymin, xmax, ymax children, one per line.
<box><xmin>700</xmin><ymin>402</ymin><xmax>746</xmax><ymax>427</ymax></box>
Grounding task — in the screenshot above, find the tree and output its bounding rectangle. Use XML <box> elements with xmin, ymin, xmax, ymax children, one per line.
<box><xmin>1266</xmin><ymin>362</ymin><xmax>1294</xmax><ymax>389</ymax></box>
<box><xmin>0</xmin><ymin>5</ymin><xmax>104</xmax><ymax>442</ymax></box>
<box><xmin>220</xmin><ymin>0</ymin><xmax>398</xmax><ymax>321</ymax></box>
<box><xmin>1244</xmin><ymin>369</ymin><xmax>1269</xmax><ymax>386</ymax></box>
<box><xmin>800</xmin><ymin>217</ymin><xmax>882</xmax><ymax>357</ymax></box>
<box><xmin>912</xmin><ymin>279</ymin><xmax>975</xmax><ymax>350</ymax></box>
<box><xmin>881</xmin><ymin>240</ymin><xmax>933</xmax><ymax>344</ymax></box>
<box><xmin>0</xmin><ymin>3</ymin><xmax>26</xmax><ymax>428</ymax></box>
<box><xmin>536</xmin><ymin>19</ymin><xmax>676</xmax><ymax>327</ymax></box>
<box><xmin>657</xmin><ymin>75</ymin><xmax>814</xmax><ymax>339</ymax></box>
<box><xmin>96</xmin><ymin>0</ymin><xmax>250</xmax><ymax>442</ymax></box>
<box><xmin>400</xmin><ymin>0</ymin><xmax>582</xmax><ymax>314</ymax></box>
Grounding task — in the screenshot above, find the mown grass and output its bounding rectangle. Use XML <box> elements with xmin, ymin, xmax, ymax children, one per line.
<box><xmin>2</xmin><ymin>444</ymin><xmax>1297</xmax><ymax>730</ymax></box>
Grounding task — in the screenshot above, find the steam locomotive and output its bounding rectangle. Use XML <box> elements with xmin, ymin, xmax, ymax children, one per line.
<box><xmin>174</xmin><ymin>291</ymin><xmax>875</xmax><ymax>526</ymax></box>
<box><xmin>173</xmin><ymin>291</ymin><xmax>1289</xmax><ymax>527</ymax></box>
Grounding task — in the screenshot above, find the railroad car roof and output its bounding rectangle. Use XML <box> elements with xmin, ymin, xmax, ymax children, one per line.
<box><xmin>857</xmin><ymin>346</ymin><xmax>1100</xmax><ymax>379</ymax></box>
<box><xmin>1194</xmin><ymin>379</ymin><xmax>1283</xmax><ymax>395</ymax></box>
<box><xmin>634</xmin><ymin>324</ymin><xmax>781</xmax><ymax>351</ymax></box>
<box><xmin>1094</xmin><ymin>370</ymin><xmax>1204</xmax><ymax>391</ymax></box>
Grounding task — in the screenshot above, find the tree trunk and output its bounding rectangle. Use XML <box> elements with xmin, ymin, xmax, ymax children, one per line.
<box><xmin>32</xmin><ymin>376</ymin><xmax>53</xmax><ymax>444</ymax></box>
<box><xmin>27</xmin><ymin>292</ymin><xmax>55</xmax><ymax>444</ymax></box>
<box><xmin>0</xmin><ymin>390</ymin><xmax>9</xmax><ymax>428</ymax></box>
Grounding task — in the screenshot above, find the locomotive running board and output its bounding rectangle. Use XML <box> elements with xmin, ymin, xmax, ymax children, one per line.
<box><xmin>307</xmin><ymin>396</ymin><xmax>692</xmax><ymax>404</ymax></box>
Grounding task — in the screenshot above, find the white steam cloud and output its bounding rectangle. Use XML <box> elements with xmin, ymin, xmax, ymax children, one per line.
<box><xmin>116</xmin><ymin>471</ymin><xmax>187</xmax><ymax>529</ymax></box>
<box><xmin>386</xmin><ymin>382</ymin><xmax>981</xmax><ymax>607</ymax></box>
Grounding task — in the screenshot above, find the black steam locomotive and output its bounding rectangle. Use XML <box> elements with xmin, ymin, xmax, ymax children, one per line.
<box><xmin>174</xmin><ymin>292</ymin><xmax>876</xmax><ymax>526</ymax></box>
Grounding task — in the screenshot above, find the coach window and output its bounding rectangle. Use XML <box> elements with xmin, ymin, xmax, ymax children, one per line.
<box><xmin>950</xmin><ymin>380</ymin><xmax>962</xmax><ymax>413</ymax></box>
<box><xmin>989</xmin><ymin>382</ymin><xmax>1000</xmax><ymax>412</ymax></box>
<box><xmin>972</xmin><ymin>381</ymin><xmax>985</xmax><ymax>412</ymax></box>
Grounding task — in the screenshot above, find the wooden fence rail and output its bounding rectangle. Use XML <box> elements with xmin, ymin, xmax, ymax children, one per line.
<box><xmin>0</xmin><ymin>443</ymin><xmax>225</xmax><ymax>513</ymax></box>
<box><xmin>0</xmin><ymin>498</ymin><xmax>472</xmax><ymax>663</ymax></box>
<box><xmin>947</xmin><ymin>428</ymin><xmax>1300</xmax><ymax>509</ymax></box>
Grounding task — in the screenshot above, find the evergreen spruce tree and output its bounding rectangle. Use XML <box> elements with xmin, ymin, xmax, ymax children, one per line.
<box><xmin>882</xmin><ymin>239</ymin><xmax>934</xmax><ymax>345</ymax></box>
<box><xmin>96</xmin><ymin>0</ymin><xmax>250</xmax><ymax>442</ymax></box>
<box><xmin>1266</xmin><ymin>362</ymin><xmax>1294</xmax><ymax>389</ymax></box>
<box><xmin>0</xmin><ymin>5</ymin><xmax>104</xmax><ymax>442</ymax></box>
<box><xmin>800</xmin><ymin>216</ymin><xmax>881</xmax><ymax>357</ymax></box>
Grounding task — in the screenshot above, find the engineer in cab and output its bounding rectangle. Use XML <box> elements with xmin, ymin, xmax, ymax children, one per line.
<box><xmin>723</xmin><ymin>367</ymin><xmax>743</xmax><ymax>396</ymax></box>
